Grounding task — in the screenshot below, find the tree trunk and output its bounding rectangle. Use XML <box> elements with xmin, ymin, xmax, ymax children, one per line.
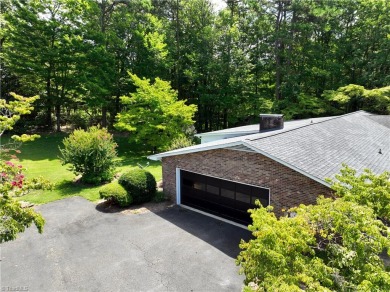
<box><xmin>223</xmin><ymin>108</ymin><xmax>228</xmax><ymax>129</ymax></box>
<box><xmin>46</xmin><ymin>106</ymin><xmax>52</xmax><ymax>129</ymax></box>
<box><xmin>275</xmin><ymin>1</ymin><xmax>283</xmax><ymax>101</ymax></box>
<box><xmin>175</xmin><ymin>0</ymin><xmax>181</xmax><ymax>96</ymax></box>
<box><xmin>46</xmin><ymin>69</ymin><xmax>52</xmax><ymax>129</ymax></box>
<box><xmin>101</xmin><ymin>106</ymin><xmax>108</xmax><ymax>128</ymax></box>
<box><xmin>55</xmin><ymin>104</ymin><xmax>61</xmax><ymax>132</ymax></box>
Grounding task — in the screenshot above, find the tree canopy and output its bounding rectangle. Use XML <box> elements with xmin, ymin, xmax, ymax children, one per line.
<box><xmin>1</xmin><ymin>0</ymin><xmax>389</xmax><ymax>133</ymax></box>
<box><xmin>237</xmin><ymin>166</ymin><xmax>390</xmax><ymax>291</ymax></box>
<box><xmin>115</xmin><ymin>73</ymin><xmax>197</xmax><ymax>151</ymax></box>
<box><xmin>0</xmin><ymin>93</ymin><xmax>51</xmax><ymax>243</ymax></box>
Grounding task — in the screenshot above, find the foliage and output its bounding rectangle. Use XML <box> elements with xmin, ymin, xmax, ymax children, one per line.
<box><xmin>363</xmin><ymin>86</ymin><xmax>390</xmax><ymax>114</ymax></box>
<box><xmin>152</xmin><ymin>191</ymin><xmax>167</xmax><ymax>203</ymax></box>
<box><xmin>0</xmin><ymin>160</ymin><xmax>52</xmax><ymax>243</ymax></box>
<box><xmin>59</xmin><ymin>126</ymin><xmax>118</xmax><ymax>184</ymax></box>
<box><xmin>328</xmin><ymin>165</ymin><xmax>390</xmax><ymax>225</ymax></box>
<box><xmin>99</xmin><ymin>181</ymin><xmax>131</xmax><ymax>207</ymax></box>
<box><xmin>115</xmin><ymin>73</ymin><xmax>197</xmax><ymax>151</ymax></box>
<box><xmin>3</xmin><ymin>0</ymin><xmax>390</xmax><ymax>131</ymax></box>
<box><xmin>237</xmin><ymin>197</ymin><xmax>390</xmax><ymax>291</ymax></box>
<box><xmin>323</xmin><ymin>84</ymin><xmax>390</xmax><ymax>114</ymax></box>
<box><xmin>166</xmin><ymin>136</ymin><xmax>195</xmax><ymax>151</ymax></box>
<box><xmin>8</xmin><ymin>133</ymin><xmax>161</xmax><ymax>205</ymax></box>
<box><xmin>0</xmin><ymin>93</ymin><xmax>50</xmax><ymax>242</ymax></box>
<box><xmin>0</xmin><ymin>93</ymin><xmax>40</xmax><ymax>157</ymax></box>
<box><xmin>3</xmin><ymin>0</ymin><xmax>88</xmax><ymax>131</ymax></box>
<box><xmin>118</xmin><ymin>169</ymin><xmax>156</xmax><ymax>204</ymax></box>
<box><xmin>67</xmin><ymin>110</ymin><xmax>90</xmax><ymax>130</ymax></box>
<box><xmin>0</xmin><ymin>196</ymin><xmax>44</xmax><ymax>243</ymax></box>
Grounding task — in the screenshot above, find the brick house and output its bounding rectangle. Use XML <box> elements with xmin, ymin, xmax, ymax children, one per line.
<box><xmin>148</xmin><ymin>111</ymin><xmax>390</xmax><ymax>227</ymax></box>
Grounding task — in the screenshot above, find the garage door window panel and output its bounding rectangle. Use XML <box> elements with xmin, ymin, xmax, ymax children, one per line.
<box><xmin>206</xmin><ymin>184</ymin><xmax>219</xmax><ymax>195</ymax></box>
<box><xmin>194</xmin><ymin>182</ymin><xmax>206</xmax><ymax>191</ymax></box>
<box><xmin>180</xmin><ymin>170</ymin><xmax>270</xmax><ymax>225</ymax></box>
<box><xmin>235</xmin><ymin>192</ymin><xmax>251</xmax><ymax>203</ymax></box>
<box><xmin>220</xmin><ymin>188</ymin><xmax>235</xmax><ymax>199</ymax></box>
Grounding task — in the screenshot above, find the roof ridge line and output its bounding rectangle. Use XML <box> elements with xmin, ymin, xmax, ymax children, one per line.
<box><xmin>246</xmin><ymin>110</ymin><xmax>367</xmax><ymax>142</ymax></box>
<box><xmin>362</xmin><ymin>113</ymin><xmax>390</xmax><ymax>130</ymax></box>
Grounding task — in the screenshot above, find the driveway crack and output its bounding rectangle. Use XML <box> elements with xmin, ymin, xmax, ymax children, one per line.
<box><xmin>129</xmin><ymin>241</ymin><xmax>170</xmax><ymax>291</ymax></box>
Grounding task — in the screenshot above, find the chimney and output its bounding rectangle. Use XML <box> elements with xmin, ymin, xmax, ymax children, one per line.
<box><xmin>259</xmin><ymin>114</ymin><xmax>284</xmax><ymax>132</ymax></box>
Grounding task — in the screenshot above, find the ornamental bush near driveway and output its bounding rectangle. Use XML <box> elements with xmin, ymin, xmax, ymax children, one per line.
<box><xmin>118</xmin><ymin>169</ymin><xmax>156</xmax><ymax>204</ymax></box>
<box><xmin>99</xmin><ymin>181</ymin><xmax>132</xmax><ymax>207</ymax></box>
<box><xmin>59</xmin><ymin>126</ymin><xmax>118</xmax><ymax>184</ymax></box>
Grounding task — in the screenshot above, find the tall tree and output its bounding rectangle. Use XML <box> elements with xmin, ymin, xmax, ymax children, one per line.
<box><xmin>115</xmin><ymin>73</ymin><xmax>197</xmax><ymax>151</ymax></box>
<box><xmin>4</xmin><ymin>0</ymin><xmax>84</xmax><ymax>131</ymax></box>
<box><xmin>75</xmin><ymin>0</ymin><xmax>169</xmax><ymax>127</ymax></box>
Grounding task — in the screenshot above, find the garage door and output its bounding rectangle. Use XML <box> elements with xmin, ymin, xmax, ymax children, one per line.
<box><xmin>180</xmin><ymin>170</ymin><xmax>270</xmax><ymax>225</ymax></box>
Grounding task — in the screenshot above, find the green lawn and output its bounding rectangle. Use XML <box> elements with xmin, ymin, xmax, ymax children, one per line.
<box><xmin>9</xmin><ymin>133</ymin><xmax>161</xmax><ymax>204</ymax></box>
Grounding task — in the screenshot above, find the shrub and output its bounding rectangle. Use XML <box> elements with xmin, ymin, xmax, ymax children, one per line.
<box><xmin>237</xmin><ymin>197</ymin><xmax>390</xmax><ymax>291</ymax></box>
<box><xmin>118</xmin><ymin>169</ymin><xmax>156</xmax><ymax>204</ymax></box>
<box><xmin>99</xmin><ymin>181</ymin><xmax>132</xmax><ymax>207</ymax></box>
<box><xmin>67</xmin><ymin>111</ymin><xmax>90</xmax><ymax>129</ymax></box>
<box><xmin>59</xmin><ymin>126</ymin><xmax>118</xmax><ymax>184</ymax></box>
<box><xmin>166</xmin><ymin>135</ymin><xmax>194</xmax><ymax>151</ymax></box>
<box><xmin>152</xmin><ymin>191</ymin><xmax>167</xmax><ymax>203</ymax></box>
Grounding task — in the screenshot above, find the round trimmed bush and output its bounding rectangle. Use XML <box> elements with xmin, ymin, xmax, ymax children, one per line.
<box><xmin>59</xmin><ymin>126</ymin><xmax>118</xmax><ymax>184</ymax></box>
<box><xmin>99</xmin><ymin>181</ymin><xmax>132</xmax><ymax>207</ymax></box>
<box><xmin>118</xmin><ymin>169</ymin><xmax>156</xmax><ymax>204</ymax></box>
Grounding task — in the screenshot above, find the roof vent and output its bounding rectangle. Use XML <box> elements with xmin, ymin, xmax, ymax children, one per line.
<box><xmin>259</xmin><ymin>114</ymin><xmax>284</xmax><ymax>132</ymax></box>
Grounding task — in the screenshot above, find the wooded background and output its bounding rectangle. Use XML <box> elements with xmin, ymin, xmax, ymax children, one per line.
<box><xmin>1</xmin><ymin>0</ymin><xmax>389</xmax><ymax>133</ymax></box>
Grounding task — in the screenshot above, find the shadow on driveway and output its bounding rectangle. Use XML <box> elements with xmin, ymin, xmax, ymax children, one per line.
<box><xmin>96</xmin><ymin>200</ymin><xmax>252</xmax><ymax>259</ymax></box>
<box><xmin>3</xmin><ymin>197</ymin><xmax>249</xmax><ymax>291</ymax></box>
<box><xmin>151</xmin><ymin>205</ymin><xmax>252</xmax><ymax>259</ymax></box>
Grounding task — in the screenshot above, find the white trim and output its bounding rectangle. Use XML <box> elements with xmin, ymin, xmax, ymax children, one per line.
<box><xmin>195</xmin><ymin>130</ymin><xmax>257</xmax><ymax>137</ymax></box>
<box><xmin>180</xmin><ymin>205</ymin><xmax>248</xmax><ymax>230</ymax></box>
<box><xmin>147</xmin><ymin>141</ymin><xmax>244</xmax><ymax>161</ymax></box>
<box><xmin>241</xmin><ymin>141</ymin><xmax>331</xmax><ymax>188</ymax></box>
<box><xmin>176</xmin><ymin>168</ymin><xmax>181</xmax><ymax>205</ymax></box>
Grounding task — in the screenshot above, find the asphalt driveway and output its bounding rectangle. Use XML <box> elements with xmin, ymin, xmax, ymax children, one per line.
<box><xmin>1</xmin><ymin>197</ymin><xmax>251</xmax><ymax>291</ymax></box>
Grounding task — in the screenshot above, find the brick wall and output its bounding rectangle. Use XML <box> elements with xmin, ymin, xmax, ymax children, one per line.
<box><xmin>162</xmin><ymin>148</ymin><xmax>332</xmax><ymax>216</ymax></box>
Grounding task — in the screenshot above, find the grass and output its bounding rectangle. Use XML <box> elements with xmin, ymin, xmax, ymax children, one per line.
<box><xmin>4</xmin><ymin>133</ymin><xmax>162</xmax><ymax>204</ymax></box>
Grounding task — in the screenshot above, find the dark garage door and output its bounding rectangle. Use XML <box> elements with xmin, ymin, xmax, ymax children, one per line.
<box><xmin>180</xmin><ymin>170</ymin><xmax>270</xmax><ymax>225</ymax></box>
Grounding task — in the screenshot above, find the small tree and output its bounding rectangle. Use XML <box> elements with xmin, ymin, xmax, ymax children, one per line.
<box><xmin>237</xmin><ymin>197</ymin><xmax>390</xmax><ymax>291</ymax></box>
<box><xmin>328</xmin><ymin>164</ymin><xmax>390</xmax><ymax>225</ymax></box>
<box><xmin>166</xmin><ymin>136</ymin><xmax>195</xmax><ymax>151</ymax></box>
<box><xmin>0</xmin><ymin>93</ymin><xmax>40</xmax><ymax>156</ymax></box>
<box><xmin>115</xmin><ymin>73</ymin><xmax>197</xmax><ymax>151</ymax></box>
<box><xmin>1</xmin><ymin>93</ymin><xmax>50</xmax><ymax>243</ymax></box>
<box><xmin>0</xmin><ymin>160</ymin><xmax>51</xmax><ymax>243</ymax></box>
<box><xmin>59</xmin><ymin>126</ymin><xmax>118</xmax><ymax>184</ymax></box>
<box><xmin>323</xmin><ymin>84</ymin><xmax>390</xmax><ymax>114</ymax></box>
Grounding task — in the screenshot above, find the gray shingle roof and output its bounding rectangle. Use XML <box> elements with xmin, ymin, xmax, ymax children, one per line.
<box><xmin>149</xmin><ymin>111</ymin><xmax>390</xmax><ymax>183</ymax></box>
<box><xmin>245</xmin><ymin>111</ymin><xmax>390</xmax><ymax>181</ymax></box>
<box><xmin>367</xmin><ymin>115</ymin><xmax>390</xmax><ymax>129</ymax></box>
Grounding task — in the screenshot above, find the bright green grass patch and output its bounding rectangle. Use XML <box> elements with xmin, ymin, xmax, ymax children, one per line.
<box><xmin>6</xmin><ymin>133</ymin><xmax>161</xmax><ymax>204</ymax></box>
